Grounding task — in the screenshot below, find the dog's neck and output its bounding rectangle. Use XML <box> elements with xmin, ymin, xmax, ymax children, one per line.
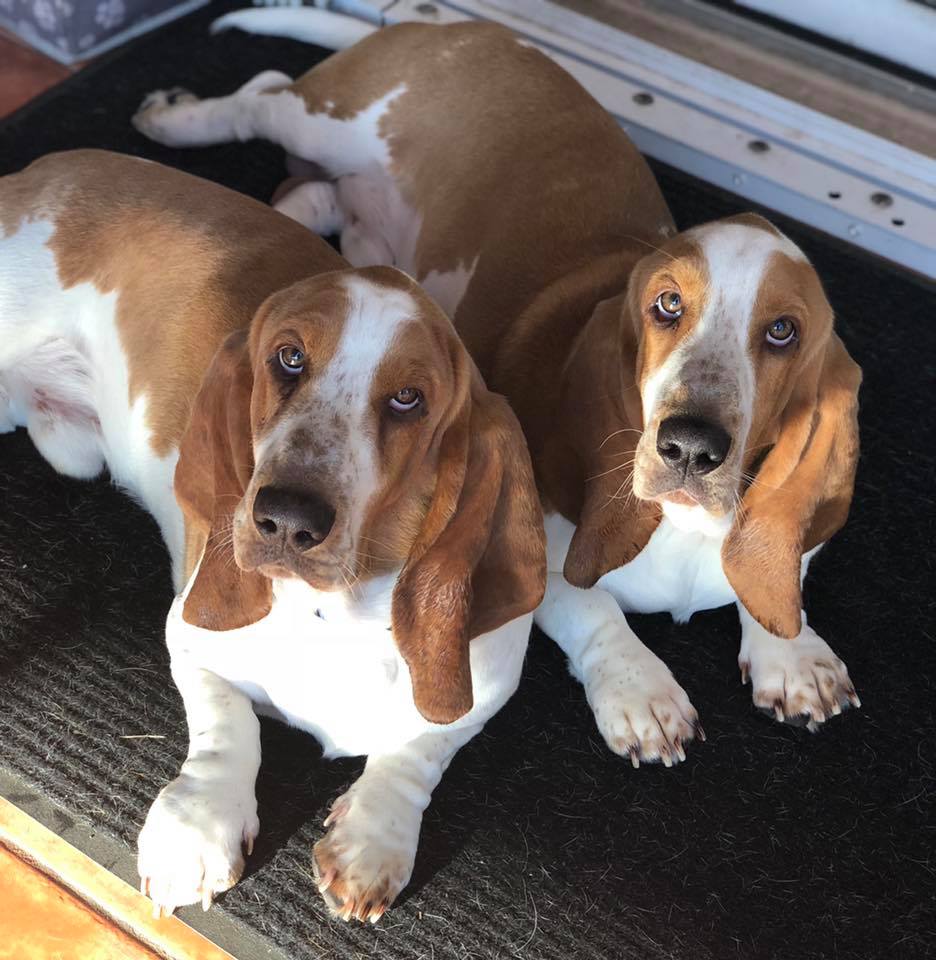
<box><xmin>270</xmin><ymin>569</ymin><xmax>399</xmax><ymax>627</ymax></box>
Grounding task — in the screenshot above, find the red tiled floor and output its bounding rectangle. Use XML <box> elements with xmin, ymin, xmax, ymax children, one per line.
<box><xmin>0</xmin><ymin>29</ymin><xmax>72</xmax><ymax>119</ymax></box>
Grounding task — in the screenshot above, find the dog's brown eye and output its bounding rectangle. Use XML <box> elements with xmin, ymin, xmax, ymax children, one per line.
<box><xmin>389</xmin><ymin>387</ymin><xmax>422</xmax><ymax>413</ymax></box>
<box><xmin>766</xmin><ymin>317</ymin><xmax>797</xmax><ymax>347</ymax></box>
<box><xmin>278</xmin><ymin>346</ymin><xmax>305</xmax><ymax>375</ymax></box>
<box><xmin>653</xmin><ymin>291</ymin><xmax>683</xmax><ymax>324</ymax></box>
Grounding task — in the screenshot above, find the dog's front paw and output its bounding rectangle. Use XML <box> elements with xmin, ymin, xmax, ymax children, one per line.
<box><xmin>131</xmin><ymin>88</ymin><xmax>200</xmax><ymax>145</ymax></box>
<box><xmin>585</xmin><ymin>652</ymin><xmax>703</xmax><ymax>767</ymax></box>
<box><xmin>740</xmin><ymin>623</ymin><xmax>860</xmax><ymax>731</ymax></box>
<box><xmin>138</xmin><ymin>775</ymin><xmax>259</xmax><ymax>916</ymax></box>
<box><xmin>312</xmin><ymin>785</ymin><xmax>418</xmax><ymax>924</ymax></box>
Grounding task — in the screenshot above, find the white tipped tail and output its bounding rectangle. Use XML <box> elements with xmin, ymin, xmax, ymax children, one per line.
<box><xmin>211</xmin><ymin>8</ymin><xmax>379</xmax><ymax>50</ymax></box>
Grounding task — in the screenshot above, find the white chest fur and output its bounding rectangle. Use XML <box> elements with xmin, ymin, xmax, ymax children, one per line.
<box><xmin>545</xmin><ymin>510</ymin><xmax>737</xmax><ymax>622</ymax></box>
<box><xmin>166</xmin><ymin>574</ymin><xmax>531</xmax><ymax>758</ymax></box>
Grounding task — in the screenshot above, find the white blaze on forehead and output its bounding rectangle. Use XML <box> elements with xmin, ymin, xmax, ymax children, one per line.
<box><xmin>642</xmin><ymin>223</ymin><xmax>805</xmax><ymax>426</ymax></box>
<box><xmin>325</xmin><ymin>274</ymin><xmax>416</xmax><ymax>542</ymax></box>
<box><xmin>330</xmin><ymin>274</ymin><xmax>416</xmax><ymax>400</ymax></box>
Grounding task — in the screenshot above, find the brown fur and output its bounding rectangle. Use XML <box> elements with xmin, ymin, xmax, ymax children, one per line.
<box><xmin>0</xmin><ymin>149</ymin><xmax>345</xmax><ymax>457</ymax></box>
<box><xmin>285</xmin><ymin>21</ymin><xmax>674</xmax><ymax>390</ymax></box>
<box><xmin>392</xmin><ymin>360</ymin><xmax>546</xmax><ymax>724</ymax></box>
<box><xmin>282</xmin><ymin>26</ymin><xmax>860</xmax><ymax>636</ymax></box>
<box><xmin>723</xmin><ymin>332</ymin><xmax>861</xmax><ymax>638</ymax></box>
<box><xmin>4</xmin><ymin>151</ymin><xmax>546</xmax><ymax>722</ymax></box>
<box><xmin>176</xmin><ymin>330</ymin><xmax>274</xmax><ymax>629</ymax></box>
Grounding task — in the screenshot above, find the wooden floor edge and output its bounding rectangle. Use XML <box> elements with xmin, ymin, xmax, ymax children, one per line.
<box><xmin>0</xmin><ymin>796</ymin><xmax>236</xmax><ymax>960</ymax></box>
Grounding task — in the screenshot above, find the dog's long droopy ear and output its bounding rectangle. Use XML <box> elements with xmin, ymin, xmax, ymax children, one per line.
<box><xmin>175</xmin><ymin>329</ymin><xmax>273</xmax><ymax>631</ymax></box>
<box><xmin>392</xmin><ymin>367</ymin><xmax>546</xmax><ymax>725</ymax></box>
<box><xmin>553</xmin><ymin>293</ymin><xmax>661</xmax><ymax>588</ymax></box>
<box><xmin>723</xmin><ymin>332</ymin><xmax>861</xmax><ymax>638</ymax></box>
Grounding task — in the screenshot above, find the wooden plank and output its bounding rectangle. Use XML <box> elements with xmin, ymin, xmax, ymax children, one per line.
<box><xmin>0</xmin><ymin>796</ymin><xmax>236</xmax><ymax>960</ymax></box>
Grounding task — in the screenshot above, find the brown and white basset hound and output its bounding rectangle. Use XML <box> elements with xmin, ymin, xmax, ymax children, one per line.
<box><xmin>134</xmin><ymin>14</ymin><xmax>863</xmax><ymax>766</ymax></box>
<box><xmin>0</xmin><ymin>150</ymin><xmax>545</xmax><ymax>921</ymax></box>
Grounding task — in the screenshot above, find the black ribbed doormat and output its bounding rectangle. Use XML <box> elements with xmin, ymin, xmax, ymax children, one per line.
<box><xmin>0</xmin><ymin>4</ymin><xmax>933</xmax><ymax>958</ymax></box>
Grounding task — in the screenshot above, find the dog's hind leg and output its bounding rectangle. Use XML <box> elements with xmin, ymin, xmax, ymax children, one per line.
<box><xmin>132</xmin><ymin>70</ymin><xmax>294</xmax><ymax>147</ymax></box>
<box><xmin>0</xmin><ymin>336</ymin><xmax>105</xmax><ymax>480</ymax></box>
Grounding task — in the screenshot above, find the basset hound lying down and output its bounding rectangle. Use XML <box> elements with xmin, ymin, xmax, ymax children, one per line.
<box><xmin>0</xmin><ymin>150</ymin><xmax>546</xmax><ymax>922</ymax></box>
<box><xmin>135</xmin><ymin>15</ymin><xmax>863</xmax><ymax>766</ymax></box>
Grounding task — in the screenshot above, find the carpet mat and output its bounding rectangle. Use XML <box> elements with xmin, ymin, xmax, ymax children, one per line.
<box><xmin>0</xmin><ymin>4</ymin><xmax>934</xmax><ymax>959</ymax></box>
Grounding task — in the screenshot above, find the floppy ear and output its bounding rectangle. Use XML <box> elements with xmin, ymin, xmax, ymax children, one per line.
<box><xmin>175</xmin><ymin>329</ymin><xmax>273</xmax><ymax>631</ymax></box>
<box><xmin>548</xmin><ymin>293</ymin><xmax>661</xmax><ymax>588</ymax></box>
<box><xmin>392</xmin><ymin>367</ymin><xmax>546</xmax><ymax>725</ymax></box>
<box><xmin>723</xmin><ymin>332</ymin><xmax>861</xmax><ymax>638</ymax></box>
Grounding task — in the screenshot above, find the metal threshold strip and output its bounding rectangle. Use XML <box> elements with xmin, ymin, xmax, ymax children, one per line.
<box><xmin>377</xmin><ymin>0</ymin><xmax>936</xmax><ymax>281</ymax></box>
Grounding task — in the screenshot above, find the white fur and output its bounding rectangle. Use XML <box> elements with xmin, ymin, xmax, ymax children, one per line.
<box><xmin>541</xmin><ymin>502</ymin><xmax>856</xmax><ymax>766</ymax></box>
<box><xmin>420</xmin><ymin>257</ymin><xmax>479</xmax><ymax>320</ymax></box>
<box><xmin>1</xmin><ymin>218</ymin><xmax>527</xmax><ymax>918</ymax></box>
<box><xmin>140</xmin><ymin>567</ymin><xmax>529</xmax><ymax>916</ymax></box>
<box><xmin>0</xmin><ymin>218</ymin><xmax>184</xmax><ymax>583</ymax></box>
<box><xmin>273</xmin><ymin>180</ymin><xmax>346</xmax><ymax>235</ymax></box>
<box><xmin>210</xmin><ymin>7</ymin><xmax>377</xmax><ymax>49</ymax></box>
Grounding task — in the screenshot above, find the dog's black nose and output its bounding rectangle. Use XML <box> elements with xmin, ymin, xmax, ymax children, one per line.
<box><xmin>656</xmin><ymin>416</ymin><xmax>731</xmax><ymax>477</ymax></box>
<box><xmin>253</xmin><ymin>486</ymin><xmax>336</xmax><ymax>550</ymax></box>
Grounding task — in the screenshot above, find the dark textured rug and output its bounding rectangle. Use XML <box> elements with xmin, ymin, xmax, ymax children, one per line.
<box><xmin>0</xmin><ymin>4</ymin><xmax>934</xmax><ymax>959</ymax></box>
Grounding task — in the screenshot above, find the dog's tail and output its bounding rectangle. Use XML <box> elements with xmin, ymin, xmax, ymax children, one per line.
<box><xmin>210</xmin><ymin>7</ymin><xmax>379</xmax><ymax>50</ymax></box>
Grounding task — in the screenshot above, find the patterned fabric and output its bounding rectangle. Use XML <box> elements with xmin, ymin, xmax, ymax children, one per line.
<box><xmin>0</xmin><ymin>0</ymin><xmax>194</xmax><ymax>61</ymax></box>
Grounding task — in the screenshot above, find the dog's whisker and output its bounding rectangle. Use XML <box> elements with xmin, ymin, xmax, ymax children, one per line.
<box><xmin>586</xmin><ymin>459</ymin><xmax>637</xmax><ymax>482</ymax></box>
<box><xmin>597</xmin><ymin>426</ymin><xmax>643</xmax><ymax>450</ymax></box>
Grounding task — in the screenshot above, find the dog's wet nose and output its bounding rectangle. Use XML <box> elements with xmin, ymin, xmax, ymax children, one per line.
<box><xmin>252</xmin><ymin>485</ymin><xmax>336</xmax><ymax>550</ymax></box>
<box><xmin>656</xmin><ymin>416</ymin><xmax>731</xmax><ymax>477</ymax></box>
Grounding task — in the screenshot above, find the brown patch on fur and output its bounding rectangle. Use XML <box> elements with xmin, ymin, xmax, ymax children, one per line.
<box><xmin>176</xmin><ymin>330</ymin><xmax>273</xmax><ymax>630</ymax></box>
<box><xmin>541</xmin><ymin>291</ymin><xmax>660</xmax><ymax>587</ymax></box>
<box><xmin>723</xmin><ymin>246</ymin><xmax>862</xmax><ymax>637</ymax></box>
<box><xmin>391</xmin><ymin>355</ymin><xmax>546</xmax><ymax>724</ymax></box>
<box><xmin>2</xmin><ymin>150</ymin><xmax>344</xmax><ymax>457</ymax></box>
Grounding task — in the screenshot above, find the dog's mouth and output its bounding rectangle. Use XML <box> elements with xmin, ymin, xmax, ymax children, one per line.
<box><xmin>232</xmin><ymin>525</ymin><xmax>354</xmax><ymax>592</ymax></box>
<box><xmin>255</xmin><ymin>560</ymin><xmax>347</xmax><ymax>591</ymax></box>
<box><xmin>658</xmin><ymin>489</ymin><xmax>700</xmax><ymax>508</ymax></box>
<box><xmin>633</xmin><ymin>461</ymin><xmax>740</xmax><ymax>520</ymax></box>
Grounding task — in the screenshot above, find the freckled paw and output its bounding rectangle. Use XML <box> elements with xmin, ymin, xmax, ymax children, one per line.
<box><xmin>312</xmin><ymin>790</ymin><xmax>415</xmax><ymax>923</ymax></box>
<box><xmin>743</xmin><ymin>631</ymin><xmax>859</xmax><ymax>730</ymax></box>
<box><xmin>137</xmin><ymin>779</ymin><xmax>258</xmax><ymax>916</ymax></box>
<box><xmin>587</xmin><ymin>663</ymin><xmax>701</xmax><ymax>767</ymax></box>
